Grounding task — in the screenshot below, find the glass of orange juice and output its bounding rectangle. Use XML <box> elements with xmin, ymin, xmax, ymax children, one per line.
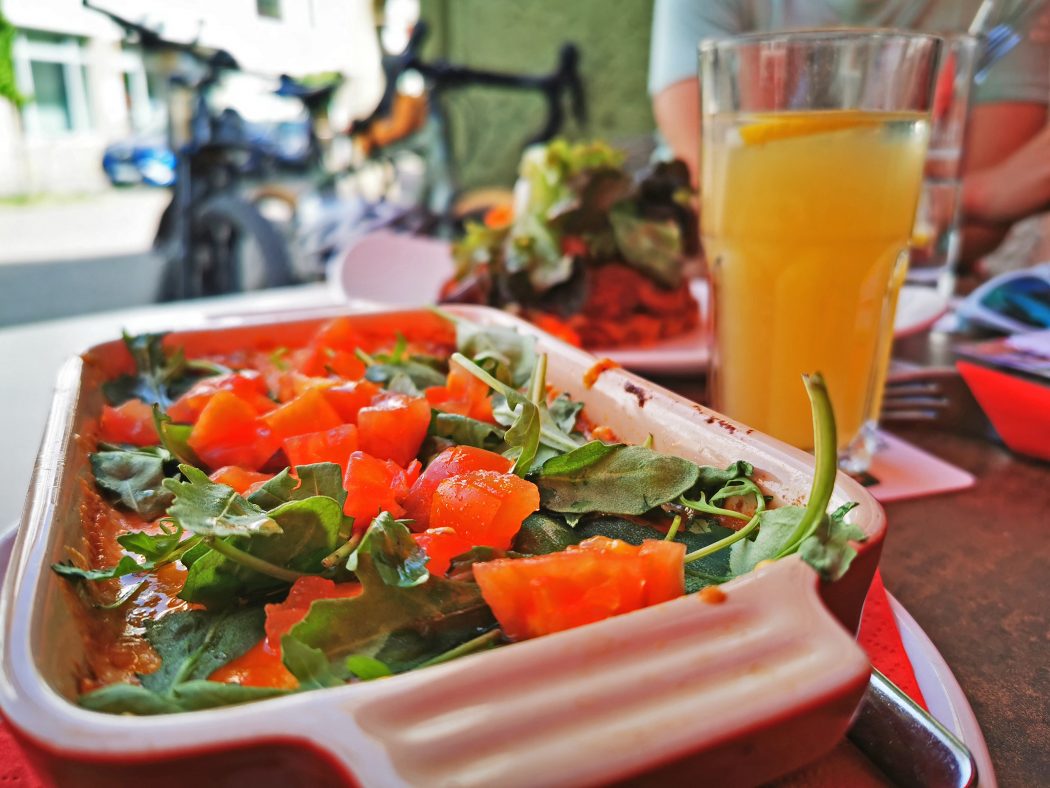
<box><xmin>699</xmin><ymin>30</ymin><xmax>940</xmax><ymax>472</ymax></box>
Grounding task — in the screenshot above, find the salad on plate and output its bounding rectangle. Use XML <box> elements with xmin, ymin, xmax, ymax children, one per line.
<box><xmin>442</xmin><ymin>139</ymin><xmax>702</xmax><ymax>349</ymax></box>
<box><xmin>53</xmin><ymin>310</ymin><xmax>862</xmax><ymax>715</ymax></box>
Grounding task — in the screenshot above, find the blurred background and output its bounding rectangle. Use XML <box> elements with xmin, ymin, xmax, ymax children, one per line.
<box><xmin>0</xmin><ymin>0</ymin><xmax>657</xmax><ymax>326</ymax></box>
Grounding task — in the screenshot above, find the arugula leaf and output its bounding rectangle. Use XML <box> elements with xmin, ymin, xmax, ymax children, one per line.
<box><xmin>152</xmin><ymin>408</ymin><xmax>201</xmax><ymax>466</ymax></box>
<box><xmin>78</xmin><ymin>608</ymin><xmax>286</xmax><ymax>715</ymax></box>
<box><xmin>283</xmin><ymin>551</ymin><xmax>495</xmax><ymax>679</ymax></box>
<box><xmin>608</xmin><ymin>205</ymin><xmax>683</xmax><ymax>288</ymax></box>
<box><xmin>117</xmin><ymin>529</ymin><xmax>184</xmax><ymax>563</ymax></box>
<box><xmin>165</xmin><ymin>465</ymin><xmax>280</xmax><ymax>538</ymax></box>
<box><xmin>536</xmin><ymin>442</ymin><xmax>700</xmax><ymax>515</ymax></box>
<box><xmin>280</xmin><ymin>637</ymin><xmax>344</xmax><ymax>690</ymax></box>
<box><xmin>728</xmin><ymin>506</ymin><xmax>806</xmax><ymax>577</ymax></box>
<box><xmin>79</xmin><ymin>683</ymin><xmax>181</xmax><ymax>715</ymax></box>
<box><xmin>181</xmin><ymin>494</ymin><xmax>344</xmax><ymax>607</ymax></box>
<box><xmin>344</xmin><ymin>655</ymin><xmax>393</xmax><ymax>681</ymax></box>
<box><xmin>90</xmin><ymin>447</ymin><xmax>175</xmax><ymax>519</ymax></box>
<box><xmin>363</xmin><ymin>359</ymin><xmax>446</xmax><ymax>390</ymax></box>
<box><xmin>455</xmin><ymin>323</ymin><xmax>537</xmax><ymax>388</ymax></box>
<box><xmin>512</xmin><ymin>512</ymin><xmax>580</xmax><ymax>555</ymax></box>
<box><xmin>547</xmin><ymin>394</ymin><xmax>583</xmax><ymax>434</ymax></box>
<box><xmin>140</xmin><ymin>607</ymin><xmax>266</xmax><ymax>693</ymax></box>
<box><xmin>102</xmin><ymin>332</ymin><xmax>196</xmax><ymax>408</ymax></box>
<box><xmin>428</xmin><ymin>412</ymin><xmax>505</xmax><ymax>452</ymax></box>
<box><xmin>52</xmin><ymin>555</ymin><xmax>149</xmax><ymax>582</ymax></box>
<box><xmin>693</xmin><ymin>461</ymin><xmax>755</xmax><ymax>497</ymax></box>
<box><xmin>347</xmin><ymin>512</ymin><xmax>429</xmax><ymax>588</ymax></box>
<box><xmin>248</xmin><ymin>463</ymin><xmax>348</xmax><ymax>512</ymax></box>
<box><xmin>798</xmin><ymin>503</ymin><xmax>865</xmax><ymax>581</ymax></box>
<box><xmin>170</xmin><ymin>681</ymin><xmax>288</xmax><ymax>711</ymax></box>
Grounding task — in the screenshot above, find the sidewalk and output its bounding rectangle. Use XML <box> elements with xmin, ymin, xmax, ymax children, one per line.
<box><xmin>0</xmin><ymin>189</ymin><xmax>169</xmax><ymax>327</ymax></box>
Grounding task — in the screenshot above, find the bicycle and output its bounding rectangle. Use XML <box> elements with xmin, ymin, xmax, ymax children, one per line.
<box><xmin>84</xmin><ymin>0</ymin><xmax>296</xmax><ymax>301</ymax></box>
<box><xmin>257</xmin><ymin>20</ymin><xmax>587</xmax><ymax>282</ymax></box>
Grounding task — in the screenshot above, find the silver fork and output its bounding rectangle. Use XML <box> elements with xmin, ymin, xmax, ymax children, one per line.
<box><xmin>880</xmin><ymin>364</ymin><xmax>995</xmax><ymax>439</ymax></box>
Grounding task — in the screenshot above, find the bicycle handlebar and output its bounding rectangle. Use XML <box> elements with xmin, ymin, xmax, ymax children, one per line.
<box><xmin>355</xmin><ymin>21</ymin><xmax>586</xmax><ymax>144</ymax></box>
<box><xmin>82</xmin><ymin>0</ymin><xmax>238</xmax><ymax>71</ymax></box>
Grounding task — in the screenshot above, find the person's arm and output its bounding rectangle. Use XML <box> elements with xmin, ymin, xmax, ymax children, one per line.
<box><xmin>652</xmin><ymin>77</ymin><xmax>701</xmax><ymax>183</ymax></box>
<box><xmin>962</xmin><ymin>104</ymin><xmax>1050</xmax><ymax>223</ymax></box>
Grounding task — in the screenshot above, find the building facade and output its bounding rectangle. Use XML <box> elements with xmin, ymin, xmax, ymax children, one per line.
<box><xmin>0</xmin><ymin>0</ymin><xmax>384</xmax><ymax>196</ymax></box>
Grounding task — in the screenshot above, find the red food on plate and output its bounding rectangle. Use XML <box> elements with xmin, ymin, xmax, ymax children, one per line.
<box><xmin>402</xmin><ymin>445</ymin><xmax>513</xmax><ymax>531</ymax></box>
<box><xmin>474</xmin><ymin>536</ymin><xmax>685</xmax><ymax>640</ymax></box>
<box><xmin>429</xmin><ymin>469</ymin><xmax>539</xmax><ymax>550</ymax></box>
<box><xmin>98</xmin><ymin>398</ymin><xmax>159</xmax><ymax>446</ymax></box>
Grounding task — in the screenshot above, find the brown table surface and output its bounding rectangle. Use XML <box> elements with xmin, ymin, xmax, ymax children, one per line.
<box><xmin>650</xmin><ymin>328</ymin><xmax>1050</xmax><ymax>788</ymax></box>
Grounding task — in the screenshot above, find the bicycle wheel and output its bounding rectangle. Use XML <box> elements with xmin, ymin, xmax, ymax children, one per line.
<box><xmin>158</xmin><ymin>194</ymin><xmax>296</xmax><ymax>300</ymax></box>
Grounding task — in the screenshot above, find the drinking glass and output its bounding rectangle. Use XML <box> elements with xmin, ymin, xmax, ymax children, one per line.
<box><xmin>699</xmin><ymin>30</ymin><xmax>940</xmax><ymax>471</ymax></box>
<box><xmin>908</xmin><ymin>33</ymin><xmax>979</xmax><ymax>295</ymax></box>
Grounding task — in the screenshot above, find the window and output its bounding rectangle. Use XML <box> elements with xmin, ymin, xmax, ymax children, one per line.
<box><xmin>14</xmin><ymin>32</ymin><xmax>92</xmax><ymax>138</ymax></box>
<box><xmin>256</xmin><ymin>0</ymin><xmax>282</xmax><ymax>20</ymax></box>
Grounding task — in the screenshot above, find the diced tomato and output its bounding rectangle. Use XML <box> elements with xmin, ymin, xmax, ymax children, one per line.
<box><xmin>261</xmin><ymin>387</ymin><xmax>344</xmax><ymax>443</ymax></box>
<box><xmin>473</xmin><ymin>536</ymin><xmax>686</xmax><ymax>640</ymax></box>
<box><xmin>425</xmin><ymin>361</ymin><xmax>495</xmax><ymax>422</ymax></box>
<box><xmin>402</xmin><ymin>446</ymin><xmax>513</xmax><ymax>531</ymax></box>
<box><xmin>210</xmin><ymin>576</ymin><xmax>361</xmax><ymax>689</ymax></box>
<box><xmin>209</xmin><ymin>466</ymin><xmax>274</xmax><ymax>495</ymax></box>
<box><xmin>167</xmin><ymin>371</ymin><xmax>274</xmax><ymax>423</ymax></box>
<box><xmin>414</xmin><ymin>527</ymin><xmax>475</xmax><ymax>576</ymax></box>
<box><xmin>342</xmin><ymin>451</ymin><xmax>421</xmax><ymax>532</ymax></box>
<box><xmin>188</xmin><ymin>390</ymin><xmax>278</xmax><ymax>471</ymax></box>
<box><xmin>283</xmin><ymin>424</ymin><xmax>359</xmax><ymax>474</ymax></box>
<box><xmin>207</xmin><ymin>639</ymin><xmax>298</xmax><ymax>690</ymax></box>
<box><xmin>273</xmin><ymin>370</ymin><xmax>335</xmax><ymax>404</ymax></box>
<box><xmin>430</xmin><ymin>470</ymin><xmax>539</xmax><ymax>550</ymax></box>
<box><xmin>322</xmin><ymin>379</ymin><xmax>381</xmax><ymax>423</ymax></box>
<box><xmin>264</xmin><ymin>575</ymin><xmax>362</xmax><ymax>647</ymax></box>
<box><xmin>294</xmin><ymin>318</ymin><xmax>368</xmax><ymax>378</ymax></box>
<box><xmin>98</xmin><ymin>398</ymin><xmax>159</xmax><ymax>446</ymax></box>
<box><xmin>357</xmin><ymin>392</ymin><xmax>431</xmax><ymax>467</ymax></box>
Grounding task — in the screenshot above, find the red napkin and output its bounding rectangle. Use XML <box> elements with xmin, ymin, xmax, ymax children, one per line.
<box><xmin>0</xmin><ymin>571</ymin><xmax>925</xmax><ymax>785</ymax></box>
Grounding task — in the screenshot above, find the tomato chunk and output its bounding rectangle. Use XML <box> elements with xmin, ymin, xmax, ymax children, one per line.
<box><xmin>342</xmin><ymin>451</ymin><xmax>421</xmax><ymax>532</ymax></box>
<box><xmin>357</xmin><ymin>392</ymin><xmax>431</xmax><ymax>467</ymax></box>
<box><xmin>167</xmin><ymin>371</ymin><xmax>274</xmax><ymax>423</ymax></box>
<box><xmin>473</xmin><ymin>536</ymin><xmax>686</xmax><ymax>640</ymax></box>
<box><xmin>430</xmin><ymin>470</ymin><xmax>539</xmax><ymax>550</ymax></box>
<box><xmin>414</xmin><ymin>527</ymin><xmax>475</xmax><ymax>576</ymax></box>
<box><xmin>402</xmin><ymin>446</ymin><xmax>513</xmax><ymax>531</ymax></box>
<box><xmin>261</xmin><ymin>387</ymin><xmax>344</xmax><ymax>443</ymax></box>
<box><xmin>188</xmin><ymin>390</ymin><xmax>278</xmax><ymax>471</ymax></box>
<box><xmin>98</xmin><ymin>398</ymin><xmax>159</xmax><ymax>446</ymax></box>
<box><xmin>208</xmin><ymin>466</ymin><xmax>274</xmax><ymax>495</ymax></box>
<box><xmin>424</xmin><ymin>361</ymin><xmax>495</xmax><ymax>423</ymax></box>
<box><xmin>322</xmin><ymin>379</ymin><xmax>381</xmax><ymax>423</ymax></box>
<box><xmin>210</xmin><ymin>576</ymin><xmax>360</xmax><ymax>689</ymax></box>
<box><xmin>283</xmin><ymin>424</ymin><xmax>359</xmax><ymax>474</ymax></box>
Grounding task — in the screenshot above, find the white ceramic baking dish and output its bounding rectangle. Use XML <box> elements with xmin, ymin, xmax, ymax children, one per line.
<box><xmin>0</xmin><ymin>305</ymin><xmax>885</xmax><ymax>786</ymax></box>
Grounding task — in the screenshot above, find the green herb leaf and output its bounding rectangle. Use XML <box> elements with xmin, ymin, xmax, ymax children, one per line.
<box><xmin>456</xmin><ymin>323</ymin><xmax>537</xmax><ymax>388</ymax></box>
<box><xmin>608</xmin><ymin>205</ymin><xmax>683</xmax><ymax>288</ymax></box>
<box><xmin>140</xmin><ymin>607</ymin><xmax>265</xmax><ymax>694</ymax></box>
<box><xmin>90</xmin><ymin>447</ymin><xmax>174</xmax><ymax>519</ymax></box>
<box><xmin>728</xmin><ymin>506</ymin><xmax>806</xmax><ymax>577</ymax></box>
<box><xmin>165</xmin><ymin>465</ymin><xmax>280</xmax><ymax>538</ymax></box>
<box><xmin>117</xmin><ymin>529</ymin><xmax>184</xmax><ymax>563</ymax></box>
<box><xmin>364</xmin><ymin>360</ymin><xmax>446</xmax><ymax>390</ymax></box>
<box><xmin>102</xmin><ymin>332</ymin><xmax>197</xmax><ymax>408</ymax></box>
<box><xmin>181</xmin><ymin>494</ymin><xmax>344</xmax><ymax>607</ymax></box>
<box><xmin>170</xmin><ymin>681</ymin><xmax>288</xmax><ymax>710</ymax></box>
<box><xmin>283</xmin><ymin>551</ymin><xmax>495</xmax><ymax>679</ymax></box>
<box><xmin>279</xmin><ymin>637</ymin><xmax>345</xmax><ymax>690</ymax></box>
<box><xmin>78</xmin><ymin>683</ymin><xmax>181</xmax><ymax>715</ymax></box>
<box><xmin>536</xmin><ymin>442</ymin><xmax>700</xmax><ymax>515</ymax></box>
<box><xmin>152</xmin><ymin>408</ymin><xmax>201</xmax><ymax>466</ymax></box>
<box><xmin>345</xmin><ymin>655</ymin><xmax>393</xmax><ymax>681</ymax></box>
<box><xmin>692</xmin><ymin>461</ymin><xmax>755</xmax><ymax>498</ymax></box>
<box><xmin>52</xmin><ymin>555</ymin><xmax>149</xmax><ymax>582</ymax></box>
<box><xmin>347</xmin><ymin>512</ymin><xmax>429</xmax><ymax>588</ymax></box>
<box><xmin>428</xmin><ymin>412</ymin><xmax>505</xmax><ymax>451</ymax></box>
<box><xmin>512</xmin><ymin>512</ymin><xmax>581</xmax><ymax>555</ymax></box>
<box><xmin>798</xmin><ymin>503</ymin><xmax>865</xmax><ymax>581</ymax></box>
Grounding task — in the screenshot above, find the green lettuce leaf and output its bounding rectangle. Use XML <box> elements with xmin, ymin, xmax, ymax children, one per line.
<box><xmin>346</xmin><ymin>512</ymin><xmax>429</xmax><ymax>588</ymax></box>
<box><xmin>165</xmin><ymin>466</ymin><xmax>280</xmax><ymax>538</ymax></box>
<box><xmin>90</xmin><ymin>447</ymin><xmax>175</xmax><ymax>519</ymax></box>
<box><xmin>536</xmin><ymin>442</ymin><xmax>700</xmax><ymax>515</ymax></box>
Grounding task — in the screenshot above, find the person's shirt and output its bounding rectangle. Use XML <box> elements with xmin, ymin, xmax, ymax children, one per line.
<box><xmin>649</xmin><ymin>0</ymin><xmax>1050</xmax><ymax>106</ymax></box>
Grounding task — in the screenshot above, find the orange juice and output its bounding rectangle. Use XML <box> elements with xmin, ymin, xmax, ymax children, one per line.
<box><xmin>701</xmin><ymin>110</ymin><xmax>929</xmax><ymax>450</ymax></box>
